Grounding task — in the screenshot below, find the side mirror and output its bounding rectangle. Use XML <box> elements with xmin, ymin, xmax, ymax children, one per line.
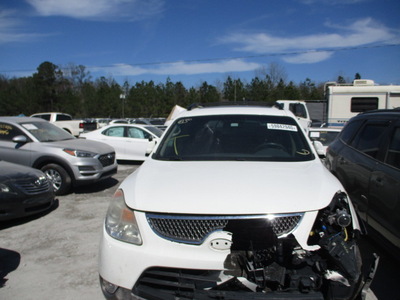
<box><xmin>148</xmin><ymin>136</ymin><xmax>153</xmax><ymax>142</ymax></box>
<box><xmin>313</xmin><ymin>141</ymin><xmax>325</xmax><ymax>157</ymax></box>
<box><xmin>12</xmin><ymin>135</ymin><xmax>28</xmax><ymax>144</ymax></box>
<box><xmin>145</xmin><ymin>138</ymin><xmax>157</xmax><ymax>157</ymax></box>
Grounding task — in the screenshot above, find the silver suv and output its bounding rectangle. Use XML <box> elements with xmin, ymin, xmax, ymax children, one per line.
<box><xmin>0</xmin><ymin>117</ymin><xmax>118</xmax><ymax>195</ymax></box>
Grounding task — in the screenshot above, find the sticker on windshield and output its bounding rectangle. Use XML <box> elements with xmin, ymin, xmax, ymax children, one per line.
<box><xmin>267</xmin><ymin>123</ymin><xmax>297</xmax><ymax>132</ymax></box>
<box><xmin>177</xmin><ymin>118</ymin><xmax>192</xmax><ymax>124</ymax></box>
<box><xmin>22</xmin><ymin>124</ymin><xmax>39</xmax><ymax>130</ymax></box>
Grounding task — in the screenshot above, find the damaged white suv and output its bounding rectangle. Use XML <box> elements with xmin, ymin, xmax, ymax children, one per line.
<box><xmin>99</xmin><ymin>104</ymin><xmax>365</xmax><ymax>299</ymax></box>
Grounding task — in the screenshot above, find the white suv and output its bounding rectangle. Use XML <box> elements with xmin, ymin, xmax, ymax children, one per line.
<box><xmin>99</xmin><ymin>104</ymin><xmax>364</xmax><ymax>299</ymax></box>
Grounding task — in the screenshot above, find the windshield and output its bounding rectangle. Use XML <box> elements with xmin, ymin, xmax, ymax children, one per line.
<box><xmin>21</xmin><ymin>121</ymin><xmax>75</xmax><ymax>142</ymax></box>
<box><xmin>154</xmin><ymin>115</ymin><xmax>314</xmax><ymax>161</ymax></box>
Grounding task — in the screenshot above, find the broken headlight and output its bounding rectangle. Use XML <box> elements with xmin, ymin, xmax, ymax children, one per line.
<box><xmin>308</xmin><ymin>191</ymin><xmax>362</xmax><ymax>286</ymax></box>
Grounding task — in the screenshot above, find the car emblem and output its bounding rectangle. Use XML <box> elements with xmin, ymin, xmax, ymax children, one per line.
<box><xmin>210</xmin><ymin>238</ymin><xmax>232</xmax><ymax>251</ymax></box>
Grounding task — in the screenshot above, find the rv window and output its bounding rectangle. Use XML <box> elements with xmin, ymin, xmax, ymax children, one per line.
<box><xmin>351</xmin><ymin>97</ymin><xmax>378</xmax><ymax>112</ymax></box>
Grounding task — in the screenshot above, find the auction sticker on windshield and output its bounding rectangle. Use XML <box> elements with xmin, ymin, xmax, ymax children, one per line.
<box><xmin>267</xmin><ymin>123</ymin><xmax>297</xmax><ymax>132</ymax></box>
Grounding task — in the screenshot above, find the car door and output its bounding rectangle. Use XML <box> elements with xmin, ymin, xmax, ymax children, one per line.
<box><xmin>368</xmin><ymin>123</ymin><xmax>400</xmax><ymax>248</ymax></box>
<box><xmin>337</xmin><ymin>120</ymin><xmax>391</xmax><ymax>220</ymax></box>
<box><xmin>101</xmin><ymin>126</ymin><xmax>127</xmax><ymax>160</ymax></box>
<box><xmin>125</xmin><ymin>127</ymin><xmax>154</xmax><ymax>160</ymax></box>
<box><xmin>0</xmin><ymin>122</ymin><xmax>33</xmax><ymax>166</ymax></box>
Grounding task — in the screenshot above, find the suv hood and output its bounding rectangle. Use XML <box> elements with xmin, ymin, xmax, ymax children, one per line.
<box><xmin>122</xmin><ymin>159</ymin><xmax>343</xmax><ymax>215</ymax></box>
<box><xmin>41</xmin><ymin>138</ymin><xmax>114</xmax><ymax>154</ymax></box>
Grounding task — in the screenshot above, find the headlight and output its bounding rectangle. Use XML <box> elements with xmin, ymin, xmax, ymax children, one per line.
<box><xmin>0</xmin><ymin>183</ymin><xmax>12</xmax><ymax>193</ymax></box>
<box><xmin>63</xmin><ymin>148</ymin><xmax>96</xmax><ymax>157</ymax></box>
<box><xmin>105</xmin><ymin>189</ymin><xmax>142</xmax><ymax>245</ymax></box>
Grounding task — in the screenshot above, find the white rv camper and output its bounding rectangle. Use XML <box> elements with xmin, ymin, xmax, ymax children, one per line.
<box><xmin>325</xmin><ymin>79</ymin><xmax>400</xmax><ymax>127</ymax></box>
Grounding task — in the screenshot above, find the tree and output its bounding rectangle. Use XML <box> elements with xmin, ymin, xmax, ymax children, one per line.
<box><xmin>355</xmin><ymin>73</ymin><xmax>361</xmax><ymax>80</ymax></box>
<box><xmin>33</xmin><ymin>61</ymin><xmax>63</xmax><ymax>111</ymax></box>
<box><xmin>223</xmin><ymin>76</ymin><xmax>246</xmax><ymax>101</ymax></box>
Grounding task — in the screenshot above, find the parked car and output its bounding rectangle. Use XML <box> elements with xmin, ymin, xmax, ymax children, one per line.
<box><xmin>0</xmin><ymin>117</ymin><xmax>118</xmax><ymax>195</ymax></box>
<box><xmin>80</xmin><ymin>124</ymin><xmax>163</xmax><ymax>161</ymax></box>
<box><xmin>99</xmin><ymin>103</ymin><xmax>367</xmax><ymax>299</ymax></box>
<box><xmin>308</xmin><ymin>127</ymin><xmax>341</xmax><ymax>157</ymax></box>
<box><xmin>131</xmin><ymin>118</ymin><xmax>168</xmax><ymax>131</ymax></box>
<box><xmin>30</xmin><ymin>112</ymin><xmax>97</xmax><ymax>137</ymax></box>
<box><xmin>326</xmin><ymin>108</ymin><xmax>400</xmax><ymax>254</ymax></box>
<box><xmin>0</xmin><ymin>160</ymin><xmax>55</xmax><ymax>221</ymax></box>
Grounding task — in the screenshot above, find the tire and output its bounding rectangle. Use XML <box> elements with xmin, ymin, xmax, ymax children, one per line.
<box><xmin>41</xmin><ymin>163</ymin><xmax>72</xmax><ymax>195</ymax></box>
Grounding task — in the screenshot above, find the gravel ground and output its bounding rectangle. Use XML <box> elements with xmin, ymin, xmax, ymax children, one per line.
<box><xmin>0</xmin><ymin>163</ymin><xmax>140</xmax><ymax>300</ymax></box>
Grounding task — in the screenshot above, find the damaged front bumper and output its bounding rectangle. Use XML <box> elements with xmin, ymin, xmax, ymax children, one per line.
<box><xmin>99</xmin><ymin>192</ymin><xmax>378</xmax><ymax>300</ymax></box>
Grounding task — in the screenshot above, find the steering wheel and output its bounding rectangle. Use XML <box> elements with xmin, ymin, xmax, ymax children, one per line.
<box><xmin>255</xmin><ymin>142</ymin><xmax>287</xmax><ymax>153</ymax></box>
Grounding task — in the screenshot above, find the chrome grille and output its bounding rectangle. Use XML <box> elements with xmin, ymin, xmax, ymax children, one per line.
<box><xmin>147</xmin><ymin>213</ymin><xmax>303</xmax><ymax>245</ymax></box>
<box><xmin>98</xmin><ymin>152</ymin><xmax>115</xmax><ymax>167</ymax></box>
<box><xmin>15</xmin><ymin>179</ymin><xmax>51</xmax><ymax>195</ymax></box>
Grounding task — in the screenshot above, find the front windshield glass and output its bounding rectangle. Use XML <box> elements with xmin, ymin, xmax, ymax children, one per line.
<box><xmin>154</xmin><ymin>115</ymin><xmax>314</xmax><ymax>161</ymax></box>
<box><xmin>21</xmin><ymin>121</ymin><xmax>75</xmax><ymax>142</ymax></box>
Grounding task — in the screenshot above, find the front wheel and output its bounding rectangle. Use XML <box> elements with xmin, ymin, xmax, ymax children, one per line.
<box><xmin>41</xmin><ymin>163</ymin><xmax>72</xmax><ymax>195</ymax></box>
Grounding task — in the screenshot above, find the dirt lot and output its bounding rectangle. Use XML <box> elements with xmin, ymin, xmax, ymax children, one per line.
<box><xmin>0</xmin><ymin>163</ymin><xmax>140</xmax><ymax>300</ymax></box>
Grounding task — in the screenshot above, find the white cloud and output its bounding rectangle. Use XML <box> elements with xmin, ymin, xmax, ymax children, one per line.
<box><xmin>26</xmin><ymin>0</ymin><xmax>164</xmax><ymax>21</ymax></box>
<box><xmin>91</xmin><ymin>59</ymin><xmax>262</xmax><ymax>76</ymax></box>
<box><xmin>0</xmin><ymin>9</ymin><xmax>49</xmax><ymax>44</ymax></box>
<box><xmin>220</xmin><ymin>18</ymin><xmax>396</xmax><ymax>64</ymax></box>
<box><xmin>282</xmin><ymin>51</ymin><xmax>333</xmax><ymax>64</ymax></box>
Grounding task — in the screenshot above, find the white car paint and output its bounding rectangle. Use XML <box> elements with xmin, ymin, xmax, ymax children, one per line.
<box><xmin>99</xmin><ymin>105</ymin><xmax>364</xmax><ymax>299</ymax></box>
<box><xmin>80</xmin><ymin>124</ymin><xmax>162</xmax><ymax>161</ymax></box>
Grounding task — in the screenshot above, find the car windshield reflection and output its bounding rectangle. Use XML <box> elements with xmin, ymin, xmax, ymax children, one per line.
<box><xmin>21</xmin><ymin>121</ymin><xmax>75</xmax><ymax>142</ymax></box>
<box><xmin>154</xmin><ymin>115</ymin><xmax>314</xmax><ymax>162</ymax></box>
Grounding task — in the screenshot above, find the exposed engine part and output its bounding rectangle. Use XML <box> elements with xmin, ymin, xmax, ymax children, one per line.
<box><xmin>217</xmin><ymin>191</ymin><xmax>363</xmax><ymax>298</ymax></box>
<box><xmin>325</xmin><ymin>270</ymin><xmax>350</xmax><ymax>287</ymax></box>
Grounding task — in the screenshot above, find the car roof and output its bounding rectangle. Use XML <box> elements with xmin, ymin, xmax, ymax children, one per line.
<box><xmin>358</xmin><ymin>108</ymin><xmax>400</xmax><ymax>117</ymax></box>
<box><xmin>176</xmin><ymin>105</ymin><xmax>293</xmax><ymax>118</ymax></box>
<box><xmin>0</xmin><ymin>116</ymin><xmax>47</xmax><ymax>123</ymax></box>
<box><xmin>104</xmin><ymin>123</ymin><xmax>153</xmax><ymax>129</ymax></box>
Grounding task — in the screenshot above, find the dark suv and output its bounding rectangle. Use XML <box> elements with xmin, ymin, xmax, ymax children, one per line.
<box><xmin>326</xmin><ymin>108</ymin><xmax>400</xmax><ymax>253</ymax></box>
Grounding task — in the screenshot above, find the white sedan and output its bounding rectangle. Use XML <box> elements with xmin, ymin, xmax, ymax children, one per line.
<box><xmin>80</xmin><ymin>124</ymin><xmax>163</xmax><ymax>161</ymax></box>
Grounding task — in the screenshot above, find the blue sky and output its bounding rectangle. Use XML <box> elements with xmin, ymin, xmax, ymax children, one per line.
<box><xmin>1</xmin><ymin>0</ymin><xmax>399</xmax><ymax>88</ymax></box>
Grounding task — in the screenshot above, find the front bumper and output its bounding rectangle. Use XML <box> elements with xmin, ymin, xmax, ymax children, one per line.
<box><xmin>99</xmin><ymin>210</ymin><xmax>364</xmax><ymax>300</ymax></box>
<box><xmin>0</xmin><ymin>193</ymin><xmax>55</xmax><ymax>221</ymax></box>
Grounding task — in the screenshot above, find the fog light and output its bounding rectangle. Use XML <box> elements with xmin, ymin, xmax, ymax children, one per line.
<box><xmin>101</xmin><ymin>277</ymin><xmax>118</xmax><ymax>294</ymax></box>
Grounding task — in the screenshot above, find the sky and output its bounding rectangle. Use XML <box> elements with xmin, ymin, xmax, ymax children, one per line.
<box><xmin>1</xmin><ymin>0</ymin><xmax>400</xmax><ymax>88</ymax></box>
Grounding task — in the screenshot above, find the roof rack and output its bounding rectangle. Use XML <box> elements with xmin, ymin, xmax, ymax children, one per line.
<box><xmin>187</xmin><ymin>101</ymin><xmax>282</xmax><ymax>111</ymax></box>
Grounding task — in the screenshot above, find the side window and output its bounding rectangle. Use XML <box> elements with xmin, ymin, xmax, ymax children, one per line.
<box><xmin>351</xmin><ymin>123</ymin><xmax>388</xmax><ymax>159</ymax></box>
<box><xmin>0</xmin><ymin>123</ymin><xmax>24</xmax><ymax>141</ymax></box>
<box><xmin>32</xmin><ymin>114</ymin><xmax>50</xmax><ymax>121</ymax></box>
<box><xmin>127</xmin><ymin>128</ymin><xmax>146</xmax><ymax>139</ymax></box>
<box><xmin>289</xmin><ymin>103</ymin><xmax>307</xmax><ymax>118</ymax></box>
<box><xmin>351</xmin><ymin>97</ymin><xmax>378</xmax><ymax>112</ymax></box>
<box><xmin>56</xmin><ymin>114</ymin><xmax>71</xmax><ymax>121</ymax></box>
<box><xmin>386</xmin><ymin>127</ymin><xmax>400</xmax><ymax>169</ymax></box>
<box><xmin>340</xmin><ymin>119</ymin><xmax>364</xmax><ymax>144</ymax></box>
<box><xmin>103</xmin><ymin>127</ymin><xmax>124</xmax><ymax>137</ymax></box>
